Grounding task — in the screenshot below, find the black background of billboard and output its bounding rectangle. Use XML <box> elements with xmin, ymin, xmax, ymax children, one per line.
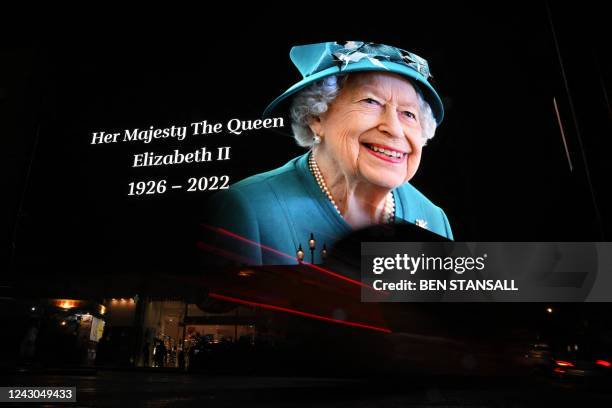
<box><xmin>5</xmin><ymin>3</ymin><xmax>611</xmax><ymax>279</ymax></box>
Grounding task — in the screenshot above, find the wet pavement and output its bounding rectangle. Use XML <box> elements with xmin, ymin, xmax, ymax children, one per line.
<box><xmin>2</xmin><ymin>370</ymin><xmax>612</xmax><ymax>407</ymax></box>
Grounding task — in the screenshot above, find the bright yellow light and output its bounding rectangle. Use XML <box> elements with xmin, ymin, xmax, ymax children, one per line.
<box><xmin>546</xmin><ymin>307</ymin><xmax>553</xmax><ymax>314</ymax></box>
<box><xmin>238</xmin><ymin>269</ymin><xmax>255</xmax><ymax>277</ymax></box>
<box><xmin>61</xmin><ymin>321</ymin><xmax>66</xmax><ymax>326</ymax></box>
<box><xmin>99</xmin><ymin>305</ymin><xmax>106</xmax><ymax>315</ymax></box>
<box><xmin>54</xmin><ymin>299</ymin><xmax>78</xmax><ymax>310</ymax></box>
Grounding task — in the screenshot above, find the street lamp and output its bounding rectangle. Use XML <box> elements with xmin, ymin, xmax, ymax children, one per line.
<box><xmin>296</xmin><ymin>244</ymin><xmax>305</xmax><ymax>264</ymax></box>
<box><xmin>308</xmin><ymin>233</ymin><xmax>316</xmax><ymax>264</ymax></box>
<box><xmin>321</xmin><ymin>243</ymin><xmax>328</xmax><ymax>261</ymax></box>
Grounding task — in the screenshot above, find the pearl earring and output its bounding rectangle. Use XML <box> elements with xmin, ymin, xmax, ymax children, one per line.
<box><xmin>313</xmin><ymin>135</ymin><xmax>321</xmax><ymax>144</ymax></box>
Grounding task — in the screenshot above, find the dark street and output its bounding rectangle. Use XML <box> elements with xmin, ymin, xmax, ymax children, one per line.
<box><xmin>3</xmin><ymin>370</ymin><xmax>612</xmax><ymax>407</ymax></box>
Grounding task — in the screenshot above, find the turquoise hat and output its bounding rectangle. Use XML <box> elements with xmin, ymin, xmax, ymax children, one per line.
<box><xmin>263</xmin><ymin>41</ymin><xmax>444</xmax><ymax>125</ymax></box>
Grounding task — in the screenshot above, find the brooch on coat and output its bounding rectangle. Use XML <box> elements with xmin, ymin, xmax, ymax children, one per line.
<box><xmin>415</xmin><ymin>219</ymin><xmax>428</xmax><ymax>230</ymax></box>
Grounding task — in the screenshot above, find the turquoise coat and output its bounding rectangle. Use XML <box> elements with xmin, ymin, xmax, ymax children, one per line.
<box><xmin>208</xmin><ymin>152</ymin><xmax>453</xmax><ymax>265</ymax></box>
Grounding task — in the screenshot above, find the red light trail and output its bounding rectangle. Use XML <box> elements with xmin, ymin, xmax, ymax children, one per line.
<box><xmin>201</xmin><ymin>224</ymin><xmax>376</xmax><ymax>291</ymax></box>
<box><xmin>209</xmin><ymin>292</ymin><xmax>391</xmax><ymax>333</ymax></box>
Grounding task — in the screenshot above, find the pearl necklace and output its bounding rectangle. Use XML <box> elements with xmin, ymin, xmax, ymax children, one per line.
<box><xmin>308</xmin><ymin>153</ymin><xmax>395</xmax><ymax>224</ymax></box>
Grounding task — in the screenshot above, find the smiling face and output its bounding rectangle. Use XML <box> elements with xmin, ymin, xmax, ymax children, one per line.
<box><xmin>310</xmin><ymin>72</ymin><xmax>425</xmax><ymax>190</ymax></box>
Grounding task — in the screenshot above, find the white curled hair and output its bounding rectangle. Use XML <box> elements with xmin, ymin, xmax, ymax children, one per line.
<box><xmin>290</xmin><ymin>74</ymin><xmax>437</xmax><ymax>148</ymax></box>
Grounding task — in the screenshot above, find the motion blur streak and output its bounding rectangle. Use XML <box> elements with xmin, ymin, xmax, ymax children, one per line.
<box><xmin>209</xmin><ymin>292</ymin><xmax>392</xmax><ymax>333</ymax></box>
<box><xmin>201</xmin><ymin>224</ymin><xmax>372</xmax><ymax>289</ymax></box>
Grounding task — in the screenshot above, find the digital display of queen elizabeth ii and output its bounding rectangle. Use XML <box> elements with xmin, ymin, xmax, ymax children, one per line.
<box><xmin>208</xmin><ymin>41</ymin><xmax>453</xmax><ymax>265</ymax></box>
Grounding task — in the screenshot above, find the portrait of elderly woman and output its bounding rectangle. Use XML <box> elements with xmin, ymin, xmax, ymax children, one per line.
<box><xmin>208</xmin><ymin>41</ymin><xmax>453</xmax><ymax>265</ymax></box>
